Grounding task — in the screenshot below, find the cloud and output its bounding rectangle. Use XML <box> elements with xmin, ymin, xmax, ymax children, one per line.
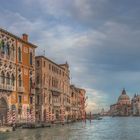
<box><xmin>85</xmin><ymin>88</ymin><xmax>109</xmax><ymax>113</ymax></box>
<box><xmin>1</xmin><ymin>0</ymin><xmax>140</xmax><ymax>112</ymax></box>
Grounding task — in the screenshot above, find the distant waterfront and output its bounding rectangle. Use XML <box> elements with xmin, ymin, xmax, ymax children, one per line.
<box><xmin>1</xmin><ymin>117</ymin><xmax>140</xmax><ymax>140</ymax></box>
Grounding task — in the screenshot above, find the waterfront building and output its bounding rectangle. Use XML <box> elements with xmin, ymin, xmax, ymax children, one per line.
<box><xmin>70</xmin><ymin>85</ymin><xmax>86</xmax><ymax>121</ymax></box>
<box><xmin>35</xmin><ymin>56</ymin><xmax>70</xmax><ymax>123</ymax></box>
<box><xmin>110</xmin><ymin>89</ymin><xmax>131</xmax><ymax>116</ymax></box>
<box><xmin>0</xmin><ymin>28</ymin><xmax>37</xmax><ymax>125</ymax></box>
<box><xmin>131</xmin><ymin>94</ymin><xmax>140</xmax><ymax>116</ymax></box>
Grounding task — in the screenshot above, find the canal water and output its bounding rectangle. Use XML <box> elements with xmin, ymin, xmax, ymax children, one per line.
<box><xmin>0</xmin><ymin>117</ymin><xmax>140</xmax><ymax>140</ymax></box>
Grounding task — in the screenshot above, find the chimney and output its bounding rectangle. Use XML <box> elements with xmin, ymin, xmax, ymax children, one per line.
<box><xmin>22</xmin><ymin>33</ymin><xmax>28</xmax><ymax>42</ymax></box>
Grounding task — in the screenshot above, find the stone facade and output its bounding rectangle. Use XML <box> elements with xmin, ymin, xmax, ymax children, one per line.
<box><xmin>0</xmin><ymin>28</ymin><xmax>86</xmax><ymax>125</ymax></box>
<box><xmin>35</xmin><ymin>56</ymin><xmax>86</xmax><ymax>123</ymax></box>
<box><xmin>35</xmin><ymin>56</ymin><xmax>71</xmax><ymax>123</ymax></box>
<box><xmin>70</xmin><ymin>85</ymin><xmax>86</xmax><ymax>121</ymax></box>
<box><xmin>0</xmin><ymin>28</ymin><xmax>37</xmax><ymax>125</ymax></box>
<box><xmin>132</xmin><ymin>95</ymin><xmax>140</xmax><ymax>116</ymax></box>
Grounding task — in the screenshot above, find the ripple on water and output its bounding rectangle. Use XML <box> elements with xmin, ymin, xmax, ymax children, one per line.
<box><xmin>1</xmin><ymin>117</ymin><xmax>140</xmax><ymax>140</ymax></box>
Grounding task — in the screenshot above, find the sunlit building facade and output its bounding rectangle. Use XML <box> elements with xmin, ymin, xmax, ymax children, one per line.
<box><xmin>132</xmin><ymin>94</ymin><xmax>140</xmax><ymax>116</ymax></box>
<box><xmin>35</xmin><ymin>56</ymin><xmax>70</xmax><ymax>123</ymax></box>
<box><xmin>0</xmin><ymin>28</ymin><xmax>37</xmax><ymax>125</ymax></box>
<box><xmin>70</xmin><ymin>85</ymin><xmax>86</xmax><ymax>121</ymax></box>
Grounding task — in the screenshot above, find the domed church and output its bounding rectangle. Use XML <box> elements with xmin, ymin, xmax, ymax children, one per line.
<box><xmin>117</xmin><ymin>89</ymin><xmax>131</xmax><ymax>105</ymax></box>
<box><xmin>110</xmin><ymin>89</ymin><xmax>131</xmax><ymax>116</ymax></box>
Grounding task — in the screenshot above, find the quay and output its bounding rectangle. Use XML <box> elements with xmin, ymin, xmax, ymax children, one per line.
<box><xmin>0</xmin><ymin>118</ymin><xmax>86</xmax><ymax>132</ymax></box>
<box><xmin>0</xmin><ymin>126</ymin><xmax>12</xmax><ymax>133</ymax></box>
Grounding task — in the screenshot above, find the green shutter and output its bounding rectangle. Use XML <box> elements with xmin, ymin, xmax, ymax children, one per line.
<box><xmin>0</xmin><ymin>40</ymin><xmax>2</xmax><ymax>48</ymax></box>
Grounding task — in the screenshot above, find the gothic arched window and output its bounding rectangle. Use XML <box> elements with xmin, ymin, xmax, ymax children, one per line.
<box><xmin>18</xmin><ymin>75</ymin><xmax>22</xmax><ymax>87</ymax></box>
<box><xmin>6</xmin><ymin>73</ymin><xmax>10</xmax><ymax>85</ymax></box>
<box><xmin>11</xmin><ymin>74</ymin><xmax>15</xmax><ymax>86</ymax></box>
<box><xmin>1</xmin><ymin>71</ymin><xmax>5</xmax><ymax>84</ymax></box>
<box><xmin>18</xmin><ymin>47</ymin><xmax>22</xmax><ymax>62</ymax></box>
<box><xmin>12</xmin><ymin>45</ymin><xmax>14</xmax><ymax>56</ymax></box>
<box><xmin>30</xmin><ymin>52</ymin><xmax>33</xmax><ymax>65</ymax></box>
<box><xmin>6</xmin><ymin>43</ymin><xmax>10</xmax><ymax>56</ymax></box>
<box><xmin>30</xmin><ymin>77</ymin><xmax>32</xmax><ymax>89</ymax></box>
<box><xmin>36</xmin><ymin>74</ymin><xmax>39</xmax><ymax>85</ymax></box>
<box><xmin>1</xmin><ymin>40</ymin><xmax>5</xmax><ymax>54</ymax></box>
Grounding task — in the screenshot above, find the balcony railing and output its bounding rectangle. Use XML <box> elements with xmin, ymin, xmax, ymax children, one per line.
<box><xmin>64</xmin><ymin>102</ymin><xmax>71</xmax><ymax>107</ymax></box>
<box><xmin>53</xmin><ymin>102</ymin><xmax>61</xmax><ymax>107</ymax></box>
<box><xmin>17</xmin><ymin>87</ymin><xmax>25</xmax><ymax>92</ymax></box>
<box><xmin>30</xmin><ymin>88</ymin><xmax>35</xmax><ymax>95</ymax></box>
<box><xmin>51</xmin><ymin>87</ymin><xmax>62</xmax><ymax>93</ymax></box>
<box><xmin>36</xmin><ymin>84</ymin><xmax>41</xmax><ymax>89</ymax></box>
<box><xmin>0</xmin><ymin>53</ymin><xmax>16</xmax><ymax>62</ymax></box>
<box><xmin>0</xmin><ymin>84</ymin><xmax>15</xmax><ymax>91</ymax></box>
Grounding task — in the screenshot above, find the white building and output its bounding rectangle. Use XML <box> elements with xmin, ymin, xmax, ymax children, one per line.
<box><xmin>132</xmin><ymin>94</ymin><xmax>140</xmax><ymax>116</ymax></box>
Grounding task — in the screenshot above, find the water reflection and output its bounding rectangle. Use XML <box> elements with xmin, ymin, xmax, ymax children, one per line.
<box><xmin>1</xmin><ymin>117</ymin><xmax>140</xmax><ymax>140</ymax></box>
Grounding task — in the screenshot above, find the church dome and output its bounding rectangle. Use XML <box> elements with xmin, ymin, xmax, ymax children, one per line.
<box><xmin>118</xmin><ymin>89</ymin><xmax>130</xmax><ymax>103</ymax></box>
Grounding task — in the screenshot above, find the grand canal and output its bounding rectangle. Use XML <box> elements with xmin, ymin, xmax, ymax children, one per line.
<box><xmin>0</xmin><ymin>117</ymin><xmax>140</xmax><ymax>140</ymax></box>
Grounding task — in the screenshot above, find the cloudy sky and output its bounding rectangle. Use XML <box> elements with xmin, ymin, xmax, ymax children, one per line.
<box><xmin>1</xmin><ymin>0</ymin><xmax>140</xmax><ymax>113</ymax></box>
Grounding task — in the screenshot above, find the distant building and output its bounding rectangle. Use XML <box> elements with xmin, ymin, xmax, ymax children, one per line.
<box><xmin>70</xmin><ymin>85</ymin><xmax>86</xmax><ymax>120</ymax></box>
<box><xmin>131</xmin><ymin>94</ymin><xmax>140</xmax><ymax>116</ymax></box>
<box><xmin>110</xmin><ymin>89</ymin><xmax>131</xmax><ymax>116</ymax></box>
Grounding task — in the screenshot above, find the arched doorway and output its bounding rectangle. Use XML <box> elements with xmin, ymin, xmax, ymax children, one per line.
<box><xmin>44</xmin><ymin>109</ymin><xmax>46</xmax><ymax>122</ymax></box>
<box><xmin>0</xmin><ymin>97</ymin><xmax>8</xmax><ymax>125</ymax></box>
<box><xmin>55</xmin><ymin>110</ymin><xmax>59</xmax><ymax>120</ymax></box>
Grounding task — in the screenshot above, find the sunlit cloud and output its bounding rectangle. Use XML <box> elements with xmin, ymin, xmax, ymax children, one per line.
<box><xmin>1</xmin><ymin>0</ymin><xmax>140</xmax><ymax>112</ymax></box>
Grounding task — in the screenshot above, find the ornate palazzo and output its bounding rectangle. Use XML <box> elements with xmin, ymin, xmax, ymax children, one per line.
<box><xmin>0</xmin><ymin>28</ymin><xmax>37</xmax><ymax>125</ymax></box>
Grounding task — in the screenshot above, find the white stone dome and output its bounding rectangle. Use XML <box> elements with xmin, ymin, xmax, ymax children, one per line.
<box><xmin>118</xmin><ymin>89</ymin><xmax>130</xmax><ymax>104</ymax></box>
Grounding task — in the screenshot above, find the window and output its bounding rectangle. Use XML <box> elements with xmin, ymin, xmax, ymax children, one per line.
<box><xmin>6</xmin><ymin>73</ymin><xmax>10</xmax><ymax>85</ymax></box>
<box><xmin>44</xmin><ymin>61</ymin><xmax>46</xmax><ymax>67</ymax></box>
<box><xmin>36</xmin><ymin>60</ymin><xmax>40</xmax><ymax>67</ymax></box>
<box><xmin>1</xmin><ymin>71</ymin><xmax>5</xmax><ymax>84</ymax></box>
<box><xmin>18</xmin><ymin>75</ymin><xmax>22</xmax><ymax>87</ymax></box>
<box><xmin>11</xmin><ymin>74</ymin><xmax>15</xmax><ymax>86</ymax></box>
<box><xmin>44</xmin><ymin>74</ymin><xmax>45</xmax><ymax>85</ymax></box>
<box><xmin>72</xmin><ymin>92</ymin><xmax>74</xmax><ymax>97</ymax></box>
<box><xmin>18</xmin><ymin>47</ymin><xmax>22</xmax><ymax>62</ymax></box>
<box><xmin>49</xmin><ymin>64</ymin><xmax>51</xmax><ymax>70</ymax></box>
<box><xmin>30</xmin><ymin>97</ymin><xmax>33</xmax><ymax>104</ymax></box>
<box><xmin>1</xmin><ymin>40</ymin><xmax>5</xmax><ymax>54</ymax></box>
<box><xmin>18</xmin><ymin>95</ymin><xmax>22</xmax><ymax>103</ymax></box>
<box><xmin>18</xmin><ymin>108</ymin><xmax>22</xmax><ymax>115</ymax></box>
<box><xmin>6</xmin><ymin>43</ymin><xmax>10</xmax><ymax>56</ymax></box>
<box><xmin>11</xmin><ymin>45</ymin><xmax>15</xmax><ymax>59</ymax></box>
<box><xmin>30</xmin><ymin>52</ymin><xmax>33</xmax><ymax>65</ymax></box>
<box><xmin>36</xmin><ymin>74</ymin><xmax>40</xmax><ymax>85</ymax></box>
<box><xmin>49</xmin><ymin>77</ymin><xmax>51</xmax><ymax>87</ymax></box>
<box><xmin>36</xmin><ymin>95</ymin><xmax>39</xmax><ymax>105</ymax></box>
<box><xmin>30</xmin><ymin>77</ymin><xmax>32</xmax><ymax>89</ymax></box>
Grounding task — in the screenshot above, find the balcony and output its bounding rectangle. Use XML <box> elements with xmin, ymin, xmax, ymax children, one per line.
<box><xmin>51</xmin><ymin>87</ymin><xmax>62</xmax><ymax>96</ymax></box>
<box><xmin>17</xmin><ymin>87</ymin><xmax>25</xmax><ymax>93</ymax></box>
<box><xmin>64</xmin><ymin>102</ymin><xmax>71</xmax><ymax>107</ymax></box>
<box><xmin>0</xmin><ymin>53</ymin><xmax>16</xmax><ymax>62</ymax></box>
<box><xmin>53</xmin><ymin>102</ymin><xmax>61</xmax><ymax>107</ymax></box>
<box><xmin>6</xmin><ymin>85</ymin><xmax>15</xmax><ymax>91</ymax></box>
<box><xmin>30</xmin><ymin>88</ymin><xmax>35</xmax><ymax>95</ymax></box>
<box><xmin>0</xmin><ymin>84</ymin><xmax>15</xmax><ymax>91</ymax></box>
<box><xmin>36</xmin><ymin>84</ymin><xmax>41</xmax><ymax>89</ymax></box>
